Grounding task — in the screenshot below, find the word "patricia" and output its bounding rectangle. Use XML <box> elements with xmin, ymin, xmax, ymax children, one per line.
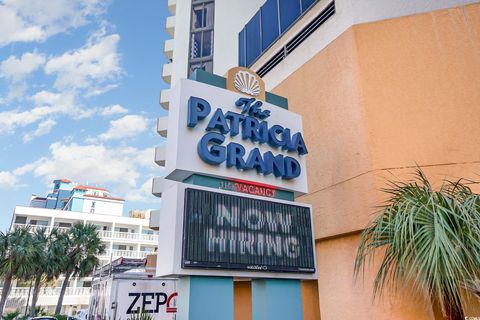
<box><xmin>187</xmin><ymin>96</ymin><xmax>308</xmax><ymax>180</ymax></box>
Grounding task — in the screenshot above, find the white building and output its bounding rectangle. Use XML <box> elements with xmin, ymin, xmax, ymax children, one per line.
<box><xmin>6</xmin><ymin>179</ymin><xmax>158</xmax><ymax>315</ymax></box>
<box><xmin>159</xmin><ymin>0</ymin><xmax>265</xmax><ymax>110</ymax></box>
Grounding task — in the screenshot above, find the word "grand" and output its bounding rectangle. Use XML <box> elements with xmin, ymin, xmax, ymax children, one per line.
<box><xmin>187</xmin><ymin>96</ymin><xmax>308</xmax><ymax>180</ymax></box>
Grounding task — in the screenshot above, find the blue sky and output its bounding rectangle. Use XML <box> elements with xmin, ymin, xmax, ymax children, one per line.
<box><xmin>0</xmin><ymin>0</ymin><xmax>169</xmax><ymax>231</ymax></box>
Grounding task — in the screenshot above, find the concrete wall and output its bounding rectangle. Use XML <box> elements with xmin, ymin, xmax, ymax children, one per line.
<box><xmin>82</xmin><ymin>198</ymin><xmax>123</xmax><ymax>216</ymax></box>
<box><xmin>271</xmin><ymin>3</ymin><xmax>480</xmax><ymax>319</ymax></box>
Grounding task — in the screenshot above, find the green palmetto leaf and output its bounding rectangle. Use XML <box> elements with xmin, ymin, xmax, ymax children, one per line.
<box><xmin>354</xmin><ymin>169</ymin><xmax>480</xmax><ymax>317</ymax></box>
<box><xmin>0</xmin><ymin>226</ymin><xmax>37</xmax><ymax>279</ymax></box>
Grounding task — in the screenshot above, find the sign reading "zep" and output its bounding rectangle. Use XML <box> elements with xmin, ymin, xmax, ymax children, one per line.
<box><xmin>116</xmin><ymin>280</ymin><xmax>177</xmax><ymax>320</ymax></box>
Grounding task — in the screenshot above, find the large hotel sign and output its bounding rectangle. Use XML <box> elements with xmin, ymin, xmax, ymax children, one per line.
<box><xmin>163</xmin><ymin>75</ymin><xmax>308</xmax><ymax>195</ymax></box>
<box><xmin>182</xmin><ymin>188</ymin><xmax>315</xmax><ymax>273</ymax></box>
<box><xmin>156</xmin><ymin>68</ymin><xmax>315</xmax><ymax>279</ymax></box>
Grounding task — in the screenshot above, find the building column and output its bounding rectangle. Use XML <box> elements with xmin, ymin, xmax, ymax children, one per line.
<box><xmin>251</xmin><ymin>279</ymin><xmax>302</xmax><ymax>320</ymax></box>
<box><xmin>177</xmin><ymin>276</ymin><xmax>234</xmax><ymax>320</ymax></box>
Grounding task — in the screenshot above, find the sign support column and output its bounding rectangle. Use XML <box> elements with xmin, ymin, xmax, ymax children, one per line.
<box><xmin>252</xmin><ymin>279</ymin><xmax>303</xmax><ymax>320</ymax></box>
<box><xmin>177</xmin><ymin>276</ymin><xmax>234</xmax><ymax>320</ymax></box>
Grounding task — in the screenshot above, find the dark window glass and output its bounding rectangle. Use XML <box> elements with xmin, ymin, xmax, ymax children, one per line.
<box><xmin>301</xmin><ymin>0</ymin><xmax>316</xmax><ymax>12</ymax></box>
<box><xmin>238</xmin><ymin>29</ymin><xmax>246</xmax><ymax>67</ymax></box>
<box><xmin>189</xmin><ymin>60</ymin><xmax>213</xmax><ymax>75</ymax></box>
<box><xmin>190</xmin><ymin>31</ymin><xmax>213</xmax><ymax>59</ymax></box>
<box><xmin>192</xmin><ymin>3</ymin><xmax>214</xmax><ymax>30</ymax></box>
<box><xmin>279</xmin><ymin>0</ymin><xmax>301</xmax><ymax>32</ymax></box>
<box><xmin>245</xmin><ymin>12</ymin><xmax>261</xmax><ymax>66</ymax></box>
<box><xmin>192</xmin><ymin>7</ymin><xmax>206</xmax><ymax>29</ymax></box>
<box><xmin>14</xmin><ymin>216</ymin><xmax>27</xmax><ymax>224</ymax></box>
<box><xmin>190</xmin><ymin>33</ymin><xmax>202</xmax><ymax>59</ymax></box>
<box><xmin>202</xmin><ymin>30</ymin><xmax>213</xmax><ymax>57</ymax></box>
<box><xmin>261</xmin><ymin>0</ymin><xmax>280</xmax><ymax>50</ymax></box>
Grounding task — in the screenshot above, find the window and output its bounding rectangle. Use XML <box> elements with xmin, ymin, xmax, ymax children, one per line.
<box><xmin>189</xmin><ymin>60</ymin><xmax>213</xmax><ymax>75</ymax></box>
<box><xmin>119</xmin><ymin>227</ymin><xmax>128</xmax><ymax>233</ymax></box>
<box><xmin>279</xmin><ymin>0</ymin><xmax>301</xmax><ymax>32</ymax></box>
<box><xmin>58</xmin><ymin>222</ymin><xmax>72</xmax><ymax>228</ymax></box>
<box><xmin>192</xmin><ymin>3</ymin><xmax>213</xmax><ymax>29</ymax></box>
<box><xmin>189</xmin><ymin>31</ymin><xmax>213</xmax><ymax>59</ymax></box>
<box><xmin>239</xmin><ymin>0</ymin><xmax>324</xmax><ymax>68</ymax></box>
<box><xmin>14</xmin><ymin>216</ymin><xmax>27</xmax><ymax>224</ymax></box>
<box><xmin>256</xmin><ymin>1</ymin><xmax>335</xmax><ymax>77</ymax></box>
<box><xmin>245</xmin><ymin>12</ymin><xmax>261</xmax><ymax>67</ymax></box>
<box><xmin>30</xmin><ymin>220</ymin><xmax>48</xmax><ymax>226</ymax></box>
<box><xmin>261</xmin><ymin>0</ymin><xmax>280</xmax><ymax>50</ymax></box>
<box><xmin>302</xmin><ymin>0</ymin><xmax>317</xmax><ymax>11</ymax></box>
<box><xmin>188</xmin><ymin>1</ymin><xmax>214</xmax><ymax>76</ymax></box>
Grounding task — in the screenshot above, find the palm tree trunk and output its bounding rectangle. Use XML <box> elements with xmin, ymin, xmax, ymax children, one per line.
<box><xmin>0</xmin><ymin>273</ymin><xmax>13</xmax><ymax>318</ymax></box>
<box><xmin>55</xmin><ymin>271</ymin><xmax>72</xmax><ymax>315</ymax></box>
<box><xmin>444</xmin><ymin>301</ymin><xmax>465</xmax><ymax>320</ymax></box>
<box><xmin>29</xmin><ymin>270</ymin><xmax>43</xmax><ymax>317</ymax></box>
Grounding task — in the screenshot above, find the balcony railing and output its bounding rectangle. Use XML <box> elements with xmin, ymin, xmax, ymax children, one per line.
<box><xmin>5</xmin><ymin>287</ymin><xmax>91</xmax><ymax>297</ymax></box>
<box><xmin>13</xmin><ymin>224</ymin><xmax>158</xmax><ymax>242</ymax></box>
<box><xmin>98</xmin><ymin>249</ymin><xmax>151</xmax><ymax>259</ymax></box>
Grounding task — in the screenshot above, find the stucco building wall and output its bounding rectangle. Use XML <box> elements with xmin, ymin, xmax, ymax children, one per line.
<box><xmin>271</xmin><ymin>3</ymin><xmax>480</xmax><ymax>319</ymax></box>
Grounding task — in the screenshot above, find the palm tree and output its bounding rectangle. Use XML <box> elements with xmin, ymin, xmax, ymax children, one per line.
<box><xmin>29</xmin><ymin>228</ymin><xmax>68</xmax><ymax>317</ymax></box>
<box><xmin>55</xmin><ymin>223</ymin><xmax>105</xmax><ymax>315</ymax></box>
<box><xmin>354</xmin><ymin>169</ymin><xmax>480</xmax><ymax>320</ymax></box>
<box><xmin>0</xmin><ymin>226</ymin><xmax>37</xmax><ymax>317</ymax></box>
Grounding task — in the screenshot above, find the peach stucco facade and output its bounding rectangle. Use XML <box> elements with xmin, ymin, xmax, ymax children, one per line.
<box><xmin>267</xmin><ymin>3</ymin><xmax>480</xmax><ymax>320</ymax></box>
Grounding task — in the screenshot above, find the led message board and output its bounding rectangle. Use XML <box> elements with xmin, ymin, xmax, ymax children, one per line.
<box><xmin>181</xmin><ymin>188</ymin><xmax>315</xmax><ymax>273</ymax></box>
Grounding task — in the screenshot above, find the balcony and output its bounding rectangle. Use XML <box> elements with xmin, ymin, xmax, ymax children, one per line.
<box><xmin>166</xmin><ymin>16</ymin><xmax>175</xmax><ymax>37</ymax></box>
<box><xmin>167</xmin><ymin>0</ymin><xmax>176</xmax><ymax>15</ymax></box>
<box><xmin>99</xmin><ymin>249</ymin><xmax>150</xmax><ymax>259</ymax></box>
<box><xmin>13</xmin><ymin>224</ymin><xmax>158</xmax><ymax>243</ymax></box>
<box><xmin>162</xmin><ymin>63</ymin><xmax>172</xmax><ymax>84</ymax></box>
<box><xmin>7</xmin><ymin>287</ymin><xmax>91</xmax><ymax>297</ymax></box>
<box><xmin>164</xmin><ymin>38</ymin><xmax>174</xmax><ymax>60</ymax></box>
<box><xmin>159</xmin><ymin>89</ymin><xmax>170</xmax><ymax>110</ymax></box>
<box><xmin>149</xmin><ymin>210</ymin><xmax>160</xmax><ymax>231</ymax></box>
<box><xmin>154</xmin><ymin>145</ymin><xmax>166</xmax><ymax>167</ymax></box>
<box><xmin>12</xmin><ymin>224</ymin><xmax>69</xmax><ymax>233</ymax></box>
<box><xmin>4</xmin><ymin>287</ymin><xmax>91</xmax><ymax>309</ymax></box>
<box><xmin>157</xmin><ymin>117</ymin><xmax>168</xmax><ymax>138</ymax></box>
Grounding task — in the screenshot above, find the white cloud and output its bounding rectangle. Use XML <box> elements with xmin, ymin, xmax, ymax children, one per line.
<box><xmin>99</xmin><ymin>115</ymin><xmax>149</xmax><ymax>141</ymax></box>
<box><xmin>0</xmin><ymin>0</ymin><xmax>106</xmax><ymax>46</ymax></box>
<box><xmin>0</xmin><ymin>51</ymin><xmax>45</xmax><ymax>82</ymax></box>
<box><xmin>15</xmin><ymin>142</ymin><xmax>155</xmax><ymax>195</ymax></box>
<box><xmin>44</xmin><ymin>33</ymin><xmax>121</xmax><ymax>93</ymax></box>
<box><xmin>127</xmin><ymin>177</ymin><xmax>156</xmax><ymax>203</ymax></box>
<box><xmin>0</xmin><ymin>90</ymin><xmax>93</xmax><ymax>136</ymax></box>
<box><xmin>101</xmin><ymin>104</ymin><xmax>128</xmax><ymax>116</ymax></box>
<box><xmin>23</xmin><ymin>118</ymin><xmax>56</xmax><ymax>142</ymax></box>
<box><xmin>0</xmin><ymin>171</ymin><xmax>17</xmax><ymax>189</ymax></box>
<box><xmin>5</xmin><ymin>82</ymin><xmax>27</xmax><ymax>101</ymax></box>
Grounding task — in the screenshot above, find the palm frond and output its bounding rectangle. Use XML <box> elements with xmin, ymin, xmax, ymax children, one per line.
<box><xmin>354</xmin><ymin>169</ymin><xmax>480</xmax><ymax>316</ymax></box>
